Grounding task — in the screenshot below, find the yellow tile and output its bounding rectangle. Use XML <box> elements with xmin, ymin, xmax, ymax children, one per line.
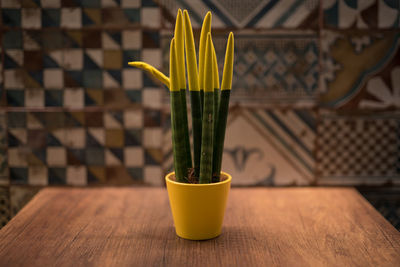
<box><xmin>105</xmin><ymin>129</ymin><xmax>124</xmax><ymax>147</ymax></box>
<box><xmin>103</xmin><ymin>50</ymin><xmax>122</xmax><ymax>69</ymax></box>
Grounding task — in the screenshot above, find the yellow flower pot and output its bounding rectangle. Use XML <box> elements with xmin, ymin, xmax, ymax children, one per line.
<box><xmin>165</xmin><ymin>172</ymin><xmax>232</xmax><ymax>240</ymax></box>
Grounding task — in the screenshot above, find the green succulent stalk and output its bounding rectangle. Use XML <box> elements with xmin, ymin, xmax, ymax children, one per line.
<box><xmin>129</xmin><ymin>10</ymin><xmax>234</xmax><ymax>184</ymax></box>
<box><xmin>211</xmin><ymin>41</ymin><xmax>220</xmax><ymax>182</ymax></box>
<box><xmin>212</xmin><ymin>32</ymin><xmax>234</xmax><ymax>181</ymax></box>
<box><xmin>199</xmin><ymin>33</ymin><xmax>215</xmax><ymax>184</ymax></box>
<box><xmin>183</xmin><ymin>10</ymin><xmax>202</xmax><ymax>180</ymax></box>
<box><xmin>175</xmin><ymin>10</ymin><xmax>192</xmax><ymax>173</ymax></box>
<box><xmin>169</xmin><ymin>38</ymin><xmax>188</xmax><ymax>182</ymax></box>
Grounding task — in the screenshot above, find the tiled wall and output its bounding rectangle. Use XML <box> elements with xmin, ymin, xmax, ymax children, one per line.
<box><xmin>0</xmin><ymin>0</ymin><xmax>399</xmax><ymax>229</ymax></box>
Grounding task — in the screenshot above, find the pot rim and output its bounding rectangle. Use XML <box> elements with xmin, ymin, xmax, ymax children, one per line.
<box><xmin>165</xmin><ymin>171</ymin><xmax>232</xmax><ymax>187</ymax></box>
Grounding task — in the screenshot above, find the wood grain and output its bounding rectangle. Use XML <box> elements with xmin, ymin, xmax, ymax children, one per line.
<box><xmin>0</xmin><ymin>187</ymin><xmax>399</xmax><ymax>266</ymax></box>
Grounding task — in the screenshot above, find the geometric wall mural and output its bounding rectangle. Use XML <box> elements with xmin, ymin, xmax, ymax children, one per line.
<box><xmin>320</xmin><ymin>30</ymin><xmax>400</xmax><ymax>109</ymax></box>
<box><xmin>163</xmin><ymin>31</ymin><xmax>319</xmax><ymax>107</ymax></box>
<box><xmin>317</xmin><ymin>111</ymin><xmax>400</xmax><ymax>185</ymax></box>
<box><xmin>324</xmin><ymin>0</ymin><xmax>400</xmax><ymax>29</ymax></box>
<box><xmin>7</xmin><ymin>110</ymin><xmax>163</xmax><ymax>186</ymax></box>
<box><xmin>223</xmin><ymin>108</ymin><xmax>316</xmax><ymax>186</ymax></box>
<box><xmin>160</xmin><ymin>0</ymin><xmax>319</xmax><ymax>29</ymax></box>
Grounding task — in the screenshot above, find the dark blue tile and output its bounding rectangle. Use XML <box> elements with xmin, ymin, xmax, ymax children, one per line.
<box><xmin>2</xmin><ymin>9</ymin><xmax>21</xmax><ymax>27</ymax></box>
<box><xmin>42</xmin><ymin>9</ymin><xmax>60</xmax><ymax>27</ymax></box>
<box><xmin>81</xmin><ymin>0</ymin><xmax>101</xmax><ymax>7</ymax></box>
<box><xmin>3</xmin><ymin>31</ymin><xmax>22</xmax><ymax>49</ymax></box>
<box><xmin>124</xmin><ymin>9</ymin><xmax>140</xmax><ymax>23</ymax></box>
<box><xmin>48</xmin><ymin>168</ymin><xmax>66</xmax><ymax>185</ymax></box>
<box><xmin>86</xmin><ymin>148</ymin><xmax>104</xmax><ymax>165</ymax></box>
<box><xmin>83</xmin><ymin>70</ymin><xmax>102</xmax><ymax>88</ymax></box>
<box><xmin>8</xmin><ymin>112</ymin><xmax>26</xmax><ymax>128</ymax></box>
<box><xmin>125</xmin><ymin>90</ymin><xmax>141</xmax><ymax>103</ymax></box>
<box><xmin>45</xmin><ymin>90</ymin><xmax>63</xmax><ymax>107</ymax></box>
<box><xmin>10</xmin><ymin>168</ymin><xmax>28</xmax><ymax>184</ymax></box>
<box><xmin>127</xmin><ymin>168</ymin><xmax>143</xmax><ymax>181</ymax></box>
<box><xmin>7</xmin><ymin>91</ymin><xmax>25</xmax><ymax>107</ymax></box>
<box><xmin>142</xmin><ymin>0</ymin><xmax>158</xmax><ymax>7</ymax></box>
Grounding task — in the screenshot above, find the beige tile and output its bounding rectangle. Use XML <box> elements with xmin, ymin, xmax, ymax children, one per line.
<box><xmin>47</xmin><ymin>147</ymin><xmax>66</xmax><ymax>166</ymax></box>
<box><xmin>144</xmin><ymin>166</ymin><xmax>163</xmax><ymax>186</ymax></box>
<box><xmin>124</xmin><ymin>147</ymin><xmax>144</xmax><ymax>167</ymax></box>
<box><xmin>124</xmin><ymin>110</ymin><xmax>143</xmax><ymax>128</ymax></box>
<box><xmin>122</xmin><ymin>69</ymin><xmax>142</xmax><ymax>89</ymax></box>
<box><xmin>122</xmin><ymin>30</ymin><xmax>141</xmax><ymax>49</ymax></box>
<box><xmin>28</xmin><ymin>166</ymin><xmax>48</xmax><ymax>186</ymax></box>
<box><xmin>67</xmin><ymin>166</ymin><xmax>87</xmax><ymax>186</ymax></box>
<box><xmin>21</xmin><ymin>8</ymin><xmax>41</xmax><ymax>29</ymax></box>
<box><xmin>61</xmin><ymin>8</ymin><xmax>82</xmax><ymax>29</ymax></box>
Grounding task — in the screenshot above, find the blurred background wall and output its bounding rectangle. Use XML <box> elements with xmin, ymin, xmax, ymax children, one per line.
<box><xmin>0</xmin><ymin>0</ymin><xmax>399</xmax><ymax>229</ymax></box>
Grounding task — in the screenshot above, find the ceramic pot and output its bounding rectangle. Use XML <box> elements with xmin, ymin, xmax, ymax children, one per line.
<box><xmin>165</xmin><ymin>172</ymin><xmax>232</xmax><ymax>240</ymax></box>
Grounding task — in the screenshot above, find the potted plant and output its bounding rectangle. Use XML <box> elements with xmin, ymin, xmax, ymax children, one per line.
<box><xmin>129</xmin><ymin>9</ymin><xmax>234</xmax><ymax>240</ymax></box>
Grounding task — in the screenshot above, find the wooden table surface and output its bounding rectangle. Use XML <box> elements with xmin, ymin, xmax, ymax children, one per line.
<box><xmin>0</xmin><ymin>187</ymin><xmax>399</xmax><ymax>266</ymax></box>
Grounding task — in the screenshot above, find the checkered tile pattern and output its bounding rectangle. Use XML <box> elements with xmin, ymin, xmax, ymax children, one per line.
<box><xmin>0</xmin><ymin>113</ymin><xmax>7</xmax><ymax>185</ymax></box>
<box><xmin>7</xmin><ymin>110</ymin><xmax>163</xmax><ymax>186</ymax></box>
<box><xmin>317</xmin><ymin>116</ymin><xmax>400</xmax><ymax>180</ymax></box>
<box><xmin>1</xmin><ymin>0</ymin><xmax>160</xmax><ymax>29</ymax></box>
<box><xmin>0</xmin><ymin>0</ymin><xmax>165</xmax><ymax>225</ymax></box>
<box><xmin>0</xmin><ymin>187</ymin><xmax>11</xmax><ymax>227</ymax></box>
<box><xmin>3</xmin><ymin>29</ymin><xmax>162</xmax><ymax>107</ymax></box>
<box><xmin>2</xmin><ymin>0</ymin><xmax>162</xmax><ymax>108</ymax></box>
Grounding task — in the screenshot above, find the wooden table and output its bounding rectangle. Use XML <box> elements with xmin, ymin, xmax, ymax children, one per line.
<box><xmin>0</xmin><ymin>188</ymin><xmax>399</xmax><ymax>266</ymax></box>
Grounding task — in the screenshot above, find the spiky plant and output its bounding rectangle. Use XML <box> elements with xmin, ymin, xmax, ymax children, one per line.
<box><xmin>129</xmin><ymin>10</ymin><xmax>234</xmax><ymax>184</ymax></box>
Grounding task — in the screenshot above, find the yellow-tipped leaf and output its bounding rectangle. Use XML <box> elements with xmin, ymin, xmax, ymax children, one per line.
<box><xmin>183</xmin><ymin>10</ymin><xmax>199</xmax><ymax>91</ymax></box>
<box><xmin>174</xmin><ymin>9</ymin><xmax>186</xmax><ymax>89</ymax></box>
<box><xmin>198</xmin><ymin>12</ymin><xmax>211</xmax><ymax>90</ymax></box>
<box><xmin>204</xmin><ymin>33</ymin><xmax>213</xmax><ymax>93</ymax></box>
<box><xmin>211</xmin><ymin>39</ymin><xmax>219</xmax><ymax>89</ymax></box>
<box><xmin>221</xmin><ymin>32</ymin><xmax>234</xmax><ymax>90</ymax></box>
<box><xmin>128</xmin><ymin>61</ymin><xmax>170</xmax><ymax>88</ymax></box>
<box><xmin>170</xmin><ymin>38</ymin><xmax>179</xmax><ymax>92</ymax></box>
